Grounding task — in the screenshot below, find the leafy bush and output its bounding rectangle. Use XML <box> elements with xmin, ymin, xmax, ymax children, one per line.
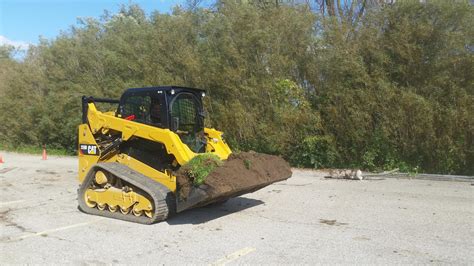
<box><xmin>291</xmin><ymin>136</ymin><xmax>338</xmax><ymax>169</ymax></box>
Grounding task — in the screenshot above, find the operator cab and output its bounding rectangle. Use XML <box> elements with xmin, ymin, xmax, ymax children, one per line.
<box><xmin>118</xmin><ymin>86</ymin><xmax>207</xmax><ymax>153</ymax></box>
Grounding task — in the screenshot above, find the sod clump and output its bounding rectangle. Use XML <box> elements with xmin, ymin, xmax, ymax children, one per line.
<box><xmin>180</xmin><ymin>153</ymin><xmax>223</xmax><ymax>186</ymax></box>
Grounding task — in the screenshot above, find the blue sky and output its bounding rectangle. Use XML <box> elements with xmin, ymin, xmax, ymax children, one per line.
<box><xmin>0</xmin><ymin>0</ymin><xmax>184</xmax><ymax>48</ymax></box>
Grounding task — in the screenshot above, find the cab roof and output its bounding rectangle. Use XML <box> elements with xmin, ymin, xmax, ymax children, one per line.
<box><xmin>124</xmin><ymin>86</ymin><xmax>206</xmax><ymax>94</ymax></box>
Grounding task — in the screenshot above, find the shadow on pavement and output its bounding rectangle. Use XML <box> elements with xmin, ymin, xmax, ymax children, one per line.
<box><xmin>167</xmin><ymin>196</ymin><xmax>263</xmax><ymax>225</ymax></box>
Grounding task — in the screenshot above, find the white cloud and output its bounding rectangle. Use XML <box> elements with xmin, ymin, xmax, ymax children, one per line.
<box><xmin>0</xmin><ymin>35</ymin><xmax>30</xmax><ymax>50</ymax></box>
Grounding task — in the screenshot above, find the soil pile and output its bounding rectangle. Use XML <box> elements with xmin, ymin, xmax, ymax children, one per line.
<box><xmin>176</xmin><ymin>151</ymin><xmax>292</xmax><ymax>205</ymax></box>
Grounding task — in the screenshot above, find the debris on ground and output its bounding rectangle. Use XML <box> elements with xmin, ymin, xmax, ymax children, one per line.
<box><xmin>325</xmin><ymin>168</ymin><xmax>474</xmax><ymax>183</ymax></box>
<box><xmin>325</xmin><ymin>169</ymin><xmax>363</xmax><ymax>180</ymax></box>
<box><xmin>364</xmin><ymin>168</ymin><xmax>474</xmax><ymax>182</ymax></box>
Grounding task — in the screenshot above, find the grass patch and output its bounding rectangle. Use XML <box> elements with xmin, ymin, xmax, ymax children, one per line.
<box><xmin>181</xmin><ymin>153</ymin><xmax>223</xmax><ymax>186</ymax></box>
<box><xmin>244</xmin><ymin>159</ymin><xmax>251</xmax><ymax>170</ymax></box>
<box><xmin>0</xmin><ymin>143</ymin><xmax>71</xmax><ymax>156</ymax></box>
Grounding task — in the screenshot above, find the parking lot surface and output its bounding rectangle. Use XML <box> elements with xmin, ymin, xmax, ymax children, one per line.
<box><xmin>0</xmin><ymin>152</ymin><xmax>473</xmax><ymax>264</ymax></box>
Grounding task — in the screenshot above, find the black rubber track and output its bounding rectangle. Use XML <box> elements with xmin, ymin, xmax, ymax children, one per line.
<box><xmin>78</xmin><ymin>163</ymin><xmax>175</xmax><ymax>224</ymax></box>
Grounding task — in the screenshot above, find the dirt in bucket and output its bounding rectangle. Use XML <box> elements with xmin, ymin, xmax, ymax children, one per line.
<box><xmin>176</xmin><ymin>151</ymin><xmax>292</xmax><ymax>202</ymax></box>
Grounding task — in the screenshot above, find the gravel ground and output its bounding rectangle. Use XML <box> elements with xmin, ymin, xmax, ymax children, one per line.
<box><xmin>0</xmin><ymin>151</ymin><xmax>473</xmax><ymax>264</ymax></box>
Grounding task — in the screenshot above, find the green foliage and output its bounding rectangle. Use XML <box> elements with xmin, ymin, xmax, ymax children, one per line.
<box><xmin>291</xmin><ymin>136</ymin><xmax>338</xmax><ymax>169</ymax></box>
<box><xmin>243</xmin><ymin>159</ymin><xmax>251</xmax><ymax>170</ymax></box>
<box><xmin>0</xmin><ymin>2</ymin><xmax>472</xmax><ymax>174</ymax></box>
<box><xmin>181</xmin><ymin>153</ymin><xmax>222</xmax><ymax>186</ymax></box>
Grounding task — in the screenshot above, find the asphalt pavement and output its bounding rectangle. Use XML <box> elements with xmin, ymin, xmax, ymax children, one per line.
<box><xmin>0</xmin><ymin>151</ymin><xmax>473</xmax><ymax>264</ymax></box>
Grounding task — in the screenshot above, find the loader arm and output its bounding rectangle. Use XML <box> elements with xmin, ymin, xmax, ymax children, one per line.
<box><xmin>78</xmin><ymin>99</ymin><xmax>231</xmax><ymax>185</ymax></box>
<box><xmin>87</xmin><ymin>101</ymin><xmax>197</xmax><ymax>164</ymax></box>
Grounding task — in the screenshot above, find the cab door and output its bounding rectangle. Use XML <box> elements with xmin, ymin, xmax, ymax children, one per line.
<box><xmin>169</xmin><ymin>92</ymin><xmax>205</xmax><ymax>152</ymax></box>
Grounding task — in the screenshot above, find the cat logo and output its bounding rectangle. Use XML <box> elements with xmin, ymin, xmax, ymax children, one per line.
<box><xmin>80</xmin><ymin>144</ymin><xmax>98</xmax><ymax>155</ymax></box>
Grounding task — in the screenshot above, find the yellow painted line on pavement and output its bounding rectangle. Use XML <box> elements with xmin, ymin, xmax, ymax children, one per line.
<box><xmin>210</xmin><ymin>247</ymin><xmax>256</xmax><ymax>266</ymax></box>
<box><xmin>0</xmin><ymin>200</ymin><xmax>26</xmax><ymax>206</ymax></box>
<box><xmin>11</xmin><ymin>219</ymin><xmax>104</xmax><ymax>241</ymax></box>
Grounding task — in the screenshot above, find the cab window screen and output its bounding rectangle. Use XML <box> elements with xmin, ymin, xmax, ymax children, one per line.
<box><xmin>171</xmin><ymin>93</ymin><xmax>205</xmax><ymax>152</ymax></box>
<box><xmin>122</xmin><ymin>95</ymin><xmax>152</xmax><ymax>123</ymax></box>
<box><xmin>171</xmin><ymin>94</ymin><xmax>197</xmax><ymax>133</ymax></box>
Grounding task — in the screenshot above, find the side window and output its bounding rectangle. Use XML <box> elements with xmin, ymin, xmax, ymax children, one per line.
<box><xmin>122</xmin><ymin>95</ymin><xmax>152</xmax><ymax>123</ymax></box>
<box><xmin>171</xmin><ymin>94</ymin><xmax>197</xmax><ymax>133</ymax></box>
<box><xmin>150</xmin><ymin>100</ymin><xmax>162</xmax><ymax>126</ymax></box>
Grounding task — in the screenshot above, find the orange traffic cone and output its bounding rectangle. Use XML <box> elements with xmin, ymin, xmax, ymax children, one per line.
<box><xmin>0</xmin><ymin>154</ymin><xmax>4</xmax><ymax>163</ymax></box>
<box><xmin>42</xmin><ymin>145</ymin><xmax>47</xmax><ymax>160</ymax></box>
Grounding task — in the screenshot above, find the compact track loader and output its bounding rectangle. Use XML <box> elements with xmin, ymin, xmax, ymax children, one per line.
<box><xmin>78</xmin><ymin>86</ymin><xmax>290</xmax><ymax>224</ymax></box>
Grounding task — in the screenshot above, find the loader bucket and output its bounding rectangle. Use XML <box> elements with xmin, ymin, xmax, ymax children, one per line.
<box><xmin>175</xmin><ymin>152</ymin><xmax>292</xmax><ymax>212</ymax></box>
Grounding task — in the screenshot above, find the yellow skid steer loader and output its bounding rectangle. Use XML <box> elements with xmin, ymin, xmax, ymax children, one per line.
<box><xmin>78</xmin><ymin>86</ymin><xmax>290</xmax><ymax>224</ymax></box>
